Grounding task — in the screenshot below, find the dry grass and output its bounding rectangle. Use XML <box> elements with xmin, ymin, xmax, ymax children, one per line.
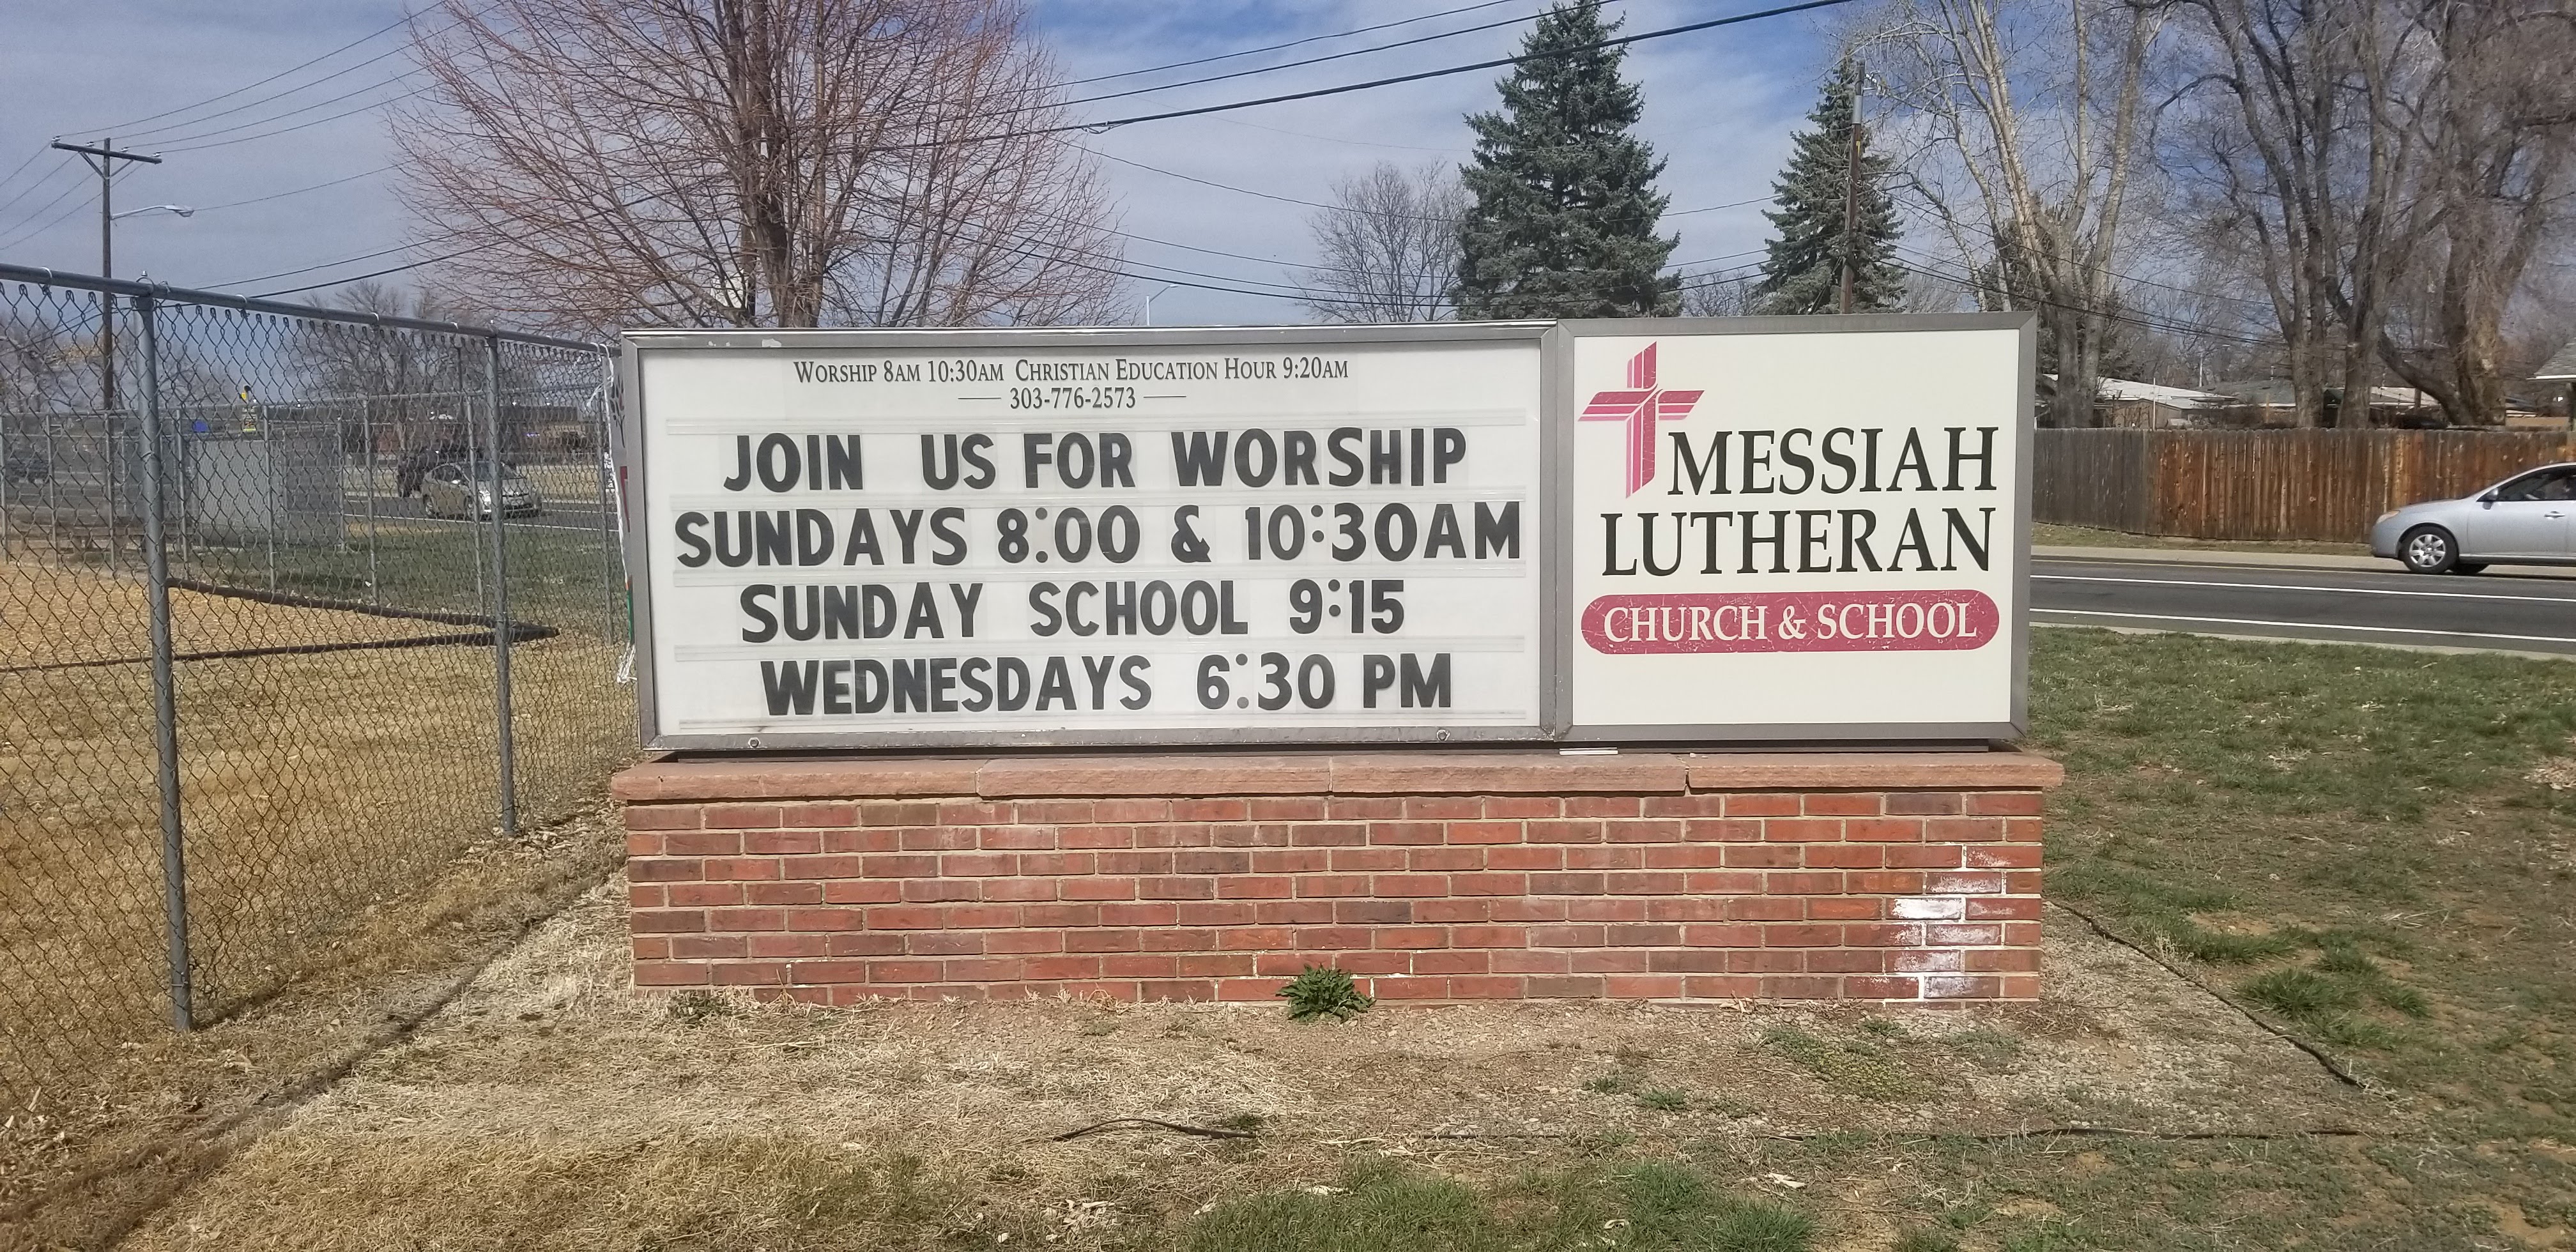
<box><xmin>102</xmin><ymin>878</ymin><xmax>2380</xmax><ymax>1251</ymax></box>
<box><xmin>0</xmin><ymin>558</ymin><xmax>632</xmax><ymax>1097</ymax></box>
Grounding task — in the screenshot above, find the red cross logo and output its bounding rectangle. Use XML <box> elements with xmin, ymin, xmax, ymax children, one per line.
<box><xmin>1580</xmin><ymin>343</ymin><xmax>1704</xmax><ymax>496</ymax></box>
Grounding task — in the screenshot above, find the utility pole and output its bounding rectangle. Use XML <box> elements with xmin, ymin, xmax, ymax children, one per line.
<box><xmin>51</xmin><ymin>138</ymin><xmax>163</xmax><ymax>412</ymax></box>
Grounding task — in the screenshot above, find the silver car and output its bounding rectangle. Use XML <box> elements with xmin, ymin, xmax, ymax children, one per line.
<box><xmin>2370</xmin><ymin>462</ymin><xmax>2576</xmax><ymax>574</ymax></box>
<box><xmin>421</xmin><ymin>460</ymin><xmax>542</xmax><ymax>519</ymax></box>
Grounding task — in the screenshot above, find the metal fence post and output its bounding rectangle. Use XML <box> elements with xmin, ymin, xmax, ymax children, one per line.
<box><xmin>484</xmin><ymin>335</ymin><xmax>517</xmax><ymax>836</ymax></box>
<box><xmin>360</xmin><ymin>396</ymin><xmax>378</xmax><ymax>604</ymax></box>
<box><xmin>135</xmin><ymin>296</ymin><xmax>194</xmax><ymax>1032</ymax></box>
<box><xmin>261</xmin><ymin>409</ymin><xmax>277</xmax><ymax>591</ymax></box>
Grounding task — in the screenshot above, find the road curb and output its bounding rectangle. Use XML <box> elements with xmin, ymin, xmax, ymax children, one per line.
<box><xmin>2034</xmin><ymin>544</ymin><xmax>2576</xmax><ymax>580</ymax></box>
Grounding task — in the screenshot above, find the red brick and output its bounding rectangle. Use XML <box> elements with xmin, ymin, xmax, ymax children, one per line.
<box><xmin>1103</xmin><ymin>902</ymin><xmax>1182</xmax><ymax>926</ymax></box>
<box><xmin>1807</xmin><ymin>949</ymin><xmax>1887</xmax><ymax>973</ymax></box>
<box><xmin>1682</xmin><ymin>924</ymin><xmax>1761</xmax><ymax>947</ymax></box>
<box><xmin>2005</xmin><ymin>818</ymin><xmax>2044</xmax><ymax>843</ymax></box>
<box><xmin>1413</xmin><ymin>898</ymin><xmax>1492</xmax><ymax>924</ymax></box>
<box><xmin>1407</xmin><ymin>846</ymin><xmax>1484</xmax><ymax>873</ymax></box>
<box><xmin>1528</xmin><ymin>974</ymin><xmax>1607</xmax><ymax>997</ymax></box>
<box><xmin>1219</xmin><ymin>874</ymin><xmax>1294</xmax><ymax>899</ymax></box>
<box><xmin>988</xmin><ymin>931</ymin><xmax>1066</xmax><ymax>954</ymax></box>
<box><xmin>900</xmin><ymin>879</ymin><xmax>979</xmax><ymax>904</ymax></box>
<box><xmin>632</xmin><ymin>910</ymin><xmax>706</xmax><ymax>934</ymax></box>
<box><xmin>628</xmin><ymin>886</ymin><xmax>668</xmax><ymax>911</ymax></box>
<box><xmin>671</xmin><ymin>934</ymin><xmax>746</xmax><ymax>960</ymax></box>
<box><xmin>1804</xmin><ymin>793</ymin><xmax>1883</xmax><ymax>816</ymax></box>
<box><xmin>1175</xmin><ymin>798</ymin><xmax>1248</xmax><ymax>821</ymax></box>
<box><xmin>1336</xmin><ymin>899</ymin><xmax>1411</xmax><ymax>925</ymax></box>
<box><xmin>1967</xmin><ymin>845</ymin><xmax>2043</xmax><ymax>869</ymax></box>
<box><xmin>1683</xmin><ymin>871</ymin><xmax>1765</xmax><ymax>895</ymax></box>
<box><xmin>861</xmin><ymin>853</ymin><xmax>939</xmax><ymax>878</ymax></box>
<box><xmin>1729</xmin><ymin>897</ymin><xmax>1805</xmax><ymax>921</ymax></box>
<box><xmin>1805</xmin><ymin>897</ymin><xmax>1883</xmax><ymax>921</ymax></box>
<box><xmin>1059</xmin><ymin>825</ymin><xmax>1134</xmax><ymax>849</ymax></box>
<box><xmin>625</xmin><ymin>804</ymin><xmax>702</xmax><ymax>831</ymax></box>
<box><xmin>859</xmin><ymin>904</ymin><xmax>944</xmax><ymax>929</ymax></box>
<box><xmin>821</xmin><ymin>880</ymin><xmax>902</xmax><ymax>905</ymax></box>
<box><xmin>666</xmin><ymin>830</ymin><xmax>744</xmax><ymax>857</ymax></box>
<box><xmin>1604</xmin><ymin>975</ymin><xmax>1684</xmax><ymax>998</ymax></box>
<box><xmin>907</xmin><ymin>932</ymin><xmax>986</xmax><ymax>957</ymax></box>
<box><xmin>625</xmin><ymin>833</ymin><xmax>664</xmax><ymax>856</ymax></box>
<box><xmin>1925</xmin><ymin>924</ymin><xmax>2004</xmax><ymax>945</ymax></box>
<box><xmin>1406</xmin><ymin>797</ymin><xmax>1483</xmax><ymax>820</ymax></box>
<box><xmin>1291</xmin><ymin>822</ymin><xmax>1368</xmax><ymax>846</ymax></box>
<box><xmin>1685</xmin><ymin>818</ymin><xmax>1766</xmax><ymax>842</ymax></box>
<box><xmin>1448</xmin><ymin>821</ymin><xmax>1524</xmax><ymax>844</ymax></box>
<box><xmin>704</xmin><ymin>804</ymin><xmax>783</xmax><ymax>830</ymax></box>
<box><xmin>749</xmin><ymin>933</ymin><xmax>829</xmax><ymax>958</ymax></box>
<box><xmin>1608</xmin><ymin>923</ymin><xmax>1683</xmax><ymax>947</ymax></box>
<box><xmin>1683</xmin><ymin>975</ymin><xmax>1763</xmax><ymax>998</ymax></box>
<box><xmin>746</xmin><ymin>830</ymin><xmax>825</xmax><ymax>855</ymax></box>
<box><xmin>1967</xmin><ymin>948</ymin><xmax>2041</xmax><ymax>972</ymax></box>
<box><xmin>1102</xmin><ymin>954</ymin><xmax>1179</xmax><ymax>979</ymax></box>
<box><xmin>1844</xmin><ymin>818</ymin><xmax>1927</xmax><ymax>843</ymax></box>
<box><xmin>1025</xmin><ymin>956</ymin><xmax>1105</xmax><ymax>980</ymax></box>
<box><xmin>1922</xmin><ymin>975</ymin><xmax>2004</xmax><ymax>998</ymax></box>
<box><xmin>1566</xmin><ymin>898</ymin><xmax>1649</xmax><ymax>922</ymax></box>
<box><xmin>1366</xmin><ymin>820</ymin><xmax>1446</xmax><ymax>846</ymax></box>
<box><xmin>1328</xmin><ymin>797</ymin><xmax>1407</xmax><ymax>820</ymax></box>
<box><xmin>1295</xmin><ymin>874</ymin><xmax>1372</xmax><ymax>897</ymax></box>
<box><xmin>1648</xmin><ymin>949</ymin><xmax>1734</xmax><ymax>973</ymax></box>
<box><xmin>1761</xmin><ymin>975</ymin><xmax>1842</xmax><ymax>999</ymax></box>
<box><xmin>1252</xmin><ymin>848</ymin><xmax>1330</xmax><ymax>874</ymax></box>
<box><xmin>1061</xmin><ymin>876</ymin><xmax>1140</xmax><ymax>901</ymax></box>
<box><xmin>710</xmin><ymin>908</ymin><xmax>786</xmax><ymax>931</ymax></box>
<box><xmin>1804</xmin><ymin>844</ymin><xmax>1885</xmax><ymax>869</ymax></box>
<box><xmin>1247</xmin><ymin>797</ymin><xmax>1324</xmax><ymax>821</ymax></box>
<box><xmin>1065</xmin><ymin>929</ymin><xmax>1144</xmax><ymax>953</ymax></box>
<box><xmin>1524</xmin><ymin>820</ymin><xmax>1605</xmax><ymax>844</ymax></box>
<box><xmin>1566</xmin><ymin>797</ymin><xmax>1643</xmax><ymax>818</ymax></box>
<box><xmin>1328</xmin><ymin>848</ymin><xmax>1407</xmax><ymax>873</ymax></box>
<box><xmin>713</xmin><ymin>961</ymin><xmax>789</xmax><ymax>986</ymax></box>
<box><xmin>1604</xmin><ymin>819</ymin><xmax>1683</xmax><ymax>843</ymax></box>
<box><xmin>939</xmin><ymin>801</ymin><xmax>1013</xmax><ymax>825</ymax></box>
<box><xmin>1764</xmin><ymin>871</ymin><xmax>1842</xmax><ymax>896</ymax></box>
<box><xmin>1843</xmin><ymin>922</ymin><xmax>1925</xmax><ymax>947</ymax></box>
<box><xmin>1845</xmin><ymin>975</ymin><xmax>1920</xmax><ymax>998</ymax></box>
<box><xmin>825</xmin><ymin>933</ymin><xmax>905</xmax><ymax>956</ymax></box>
<box><xmin>1529</xmin><ymin>872</ymin><xmax>1606</xmax><ymax>896</ymax></box>
<box><xmin>975</xmin><ymin>826</ymin><xmax>1057</xmax><ymax>851</ymax></box>
<box><xmin>1566</xmin><ymin>846</ymin><xmax>1643</xmax><ymax>870</ymax></box>
<box><xmin>780</xmin><ymin>803</ymin><xmax>859</xmax><ymax>828</ymax></box>
<box><xmin>1447</xmin><ymin>975</ymin><xmax>1525</xmax><ymax>998</ymax></box>
<box><xmin>1723</xmin><ymin>793</ymin><xmax>1802</xmax><ymax>817</ymax></box>
<box><xmin>823</xmin><ymin>830</ymin><xmax>900</xmax><ymax>853</ymax></box>
<box><xmin>1884</xmin><ymin>792</ymin><xmax>1963</xmax><ymax>816</ymax></box>
<box><xmin>667</xmin><ymin>882</ymin><xmax>744</xmax><ymax>908</ymax></box>
<box><xmin>1452</xmin><ymin>924</ymin><xmax>1528</xmax><ymax>949</ymax></box>
<box><xmin>1644</xmin><ymin>795</ymin><xmax>1729</xmax><ymax>817</ymax></box>
<box><xmin>1966</xmin><ymin>791</ymin><xmax>2044</xmax><ymax>816</ymax></box>
<box><xmin>1496</xmin><ymin>950</ymin><xmax>1575</xmax><ymax>975</ymax></box>
<box><xmin>1763</xmin><ymin>818</ymin><xmax>1843</xmax><ymax>844</ymax></box>
<box><xmin>633</xmin><ymin>961</ymin><xmax>710</xmax><ymax>986</ymax></box>
<box><xmin>1846</xmin><ymin>871</ymin><xmax>1926</xmax><ymax>895</ymax></box>
<box><xmin>1570</xmin><ymin>950</ymin><xmax>1650</xmax><ymax>973</ymax></box>
<box><xmin>1476</xmin><ymin>796</ymin><xmax>1557</xmax><ymax>820</ymax></box>
<box><xmin>1723</xmin><ymin>846</ymin><xmax>1802</xmax><ymax>869</ymax></box>
<box><xmin>1886</xmin><ymin>845</ymin><xmax>1965</xmax><ymax>869</ymax></box>
<box><xmin>1966</xmin><ymin>896</ymin><xmax>2041</xmax><ymax>920</ymax></box>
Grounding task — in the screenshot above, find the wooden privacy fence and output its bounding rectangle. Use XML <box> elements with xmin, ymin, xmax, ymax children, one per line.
<box><xmin>2034</xmin><ymin>429</ymin><xmax>2576</xmax><ymax>542</ymax></box>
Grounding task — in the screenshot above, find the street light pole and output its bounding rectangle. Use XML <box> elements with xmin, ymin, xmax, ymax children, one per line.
<box><xmin>50</xmin><ymin>138</ymin><xmax>163</xmax><ymax>413</ymax></box>
<box><xmin>1145</xmin><ymin>282</ymin><xmax>1178</xmax><ymax>326</ymax></box>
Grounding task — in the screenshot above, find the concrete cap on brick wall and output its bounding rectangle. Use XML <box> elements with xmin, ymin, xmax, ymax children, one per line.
<box><xmin>611</xmin><ymin>750</ymin><xmax>2062</xmax><ymax>804</ymax></box>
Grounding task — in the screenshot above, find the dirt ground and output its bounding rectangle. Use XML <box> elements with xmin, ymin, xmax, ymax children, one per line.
<box><xmin>103</xmin><ymin>869</ymin><xmax>2388</xmax><ymax>1251</ymax></box>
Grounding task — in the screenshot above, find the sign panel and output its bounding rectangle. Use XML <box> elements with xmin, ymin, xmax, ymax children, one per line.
<box><xmin>623</xmin><ymin>314</ymin><xmax>2030</xmax><ymax>750</ymax></box>
<box><xmin>628</xmin><ymin>326</ymin><xmax>1549</xmax><ymax>747</ymax></box>
<box><xmin>1558</xmin><ymin>319</ymin><xmax>2030</xmax><ymax>738</ymax></box>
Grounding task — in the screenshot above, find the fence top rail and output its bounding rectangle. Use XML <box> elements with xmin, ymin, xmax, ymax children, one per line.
<box><xmin>0</xmin><ymin>261</ymin><xmax>602</xmax><ymax>355</ymax></box>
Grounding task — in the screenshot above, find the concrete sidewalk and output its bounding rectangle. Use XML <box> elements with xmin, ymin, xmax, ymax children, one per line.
<box><xmin>2035</xmin><ymin>544</ymin><xmax>2576</xmax><ymax>579</ymax></box>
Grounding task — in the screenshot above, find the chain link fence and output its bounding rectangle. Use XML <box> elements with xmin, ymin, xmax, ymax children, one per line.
<box><xmin>0</xmin><ymin>264</ymin><xmax>633</xmax><ymax>1096</ymax></box>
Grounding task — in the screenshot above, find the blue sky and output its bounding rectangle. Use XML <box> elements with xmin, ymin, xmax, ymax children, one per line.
<box><xmin>0</xmin><ymin>0</ymin><xmax>1838</xmax><ymax>324</ymax></box>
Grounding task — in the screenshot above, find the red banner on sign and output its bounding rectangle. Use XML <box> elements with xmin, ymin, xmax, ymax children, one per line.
<box><xmin>1581</xmin><ymin>590</ymin><xmax>2000</xmax><ymax>655</ymax></box>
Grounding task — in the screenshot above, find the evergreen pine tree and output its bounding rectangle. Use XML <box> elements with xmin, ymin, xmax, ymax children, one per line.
<box><xmin>1754</xmin><ymin>60</ymin><xmax>1904</xmax><ymax>315</ymax></box>
<box><xmin>1454</xmin><ymin>0</ymin><xmax>1678</xmax><ymax>319</ymax></box>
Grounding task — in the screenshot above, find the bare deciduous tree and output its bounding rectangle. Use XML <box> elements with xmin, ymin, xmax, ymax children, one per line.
<box><xmin>1295</xmin><ymin>162</ymin><xmax>1468</xmax><ymax>323</ymax></box>
<box><xmin>1680</xmin><ymin>271</ymin><xmax>1757</xmax><ymax>317</ymax></box>
<box><xmin>397</xmin><ymin>0</ymin><xmax>1124</xmax><ymax>333</ymax></box>
<box><xmin>1864</xmin><ymin>0</ymin><xmax>2163</xmax><ymax>425</ymax></box>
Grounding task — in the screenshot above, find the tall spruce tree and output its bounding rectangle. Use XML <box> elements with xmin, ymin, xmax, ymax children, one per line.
<box><xmin>1754</xmin><ymin>61</ymin><xmax>1904</xmax><ymax>315</ymax></box>
<box><xmin>1454</xmin><ymin>0</ymin><xmax>1678</xmax><ymax>319</ymax></box>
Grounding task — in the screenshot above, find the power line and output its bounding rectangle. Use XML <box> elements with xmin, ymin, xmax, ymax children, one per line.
<box><xmin>861</xmin><ymin>0</ymin><xmax>1859</xmax><ymax>153</ymax></box>
<box><xmin>194</xmin><ymin>165</ymin><xmax>396</xmax><ymax>213</ymax></box>
<box><xmin>150</xmin><ymin>77</ymin><xmax>433</xmax><ymax>151</ymax></box>
<box><xmin>75</xmin><ymin>10</ymin><xmax>417</xmax><ymax>135</ymax></box>
<box><xmin>1062</xmin><ymin>0</ymin><xmax>1529</xmax><ymax>89</ymax></box>
<box><xmin>1887</xmin><ymin>256</ymin><xmax>2276</xmax><ymax>347</ymax></box>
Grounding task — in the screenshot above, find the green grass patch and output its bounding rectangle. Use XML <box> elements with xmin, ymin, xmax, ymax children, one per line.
<box><xmin>1178</xmin><ymin>1159</ymin><xmax>1813</xmax><ymax>1252</ymax></box>
<box><xmin>1761</xmin><ymin>1026</ymin><xmax>1925</xmax><ymax>1101</ymax></box>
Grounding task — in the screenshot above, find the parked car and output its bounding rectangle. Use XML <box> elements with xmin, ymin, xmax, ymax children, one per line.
<box><xmin>420</xmin><ymin>460</ymin><xmax>542</xmax><ymax>519</ymax></box>
<box><xmin>3</xmin><ymin>450</ymin><xmax>46</xmax><ymax>484</ymax></box>
<box><xmin>2371</xmin><ymin>462</ymin><xmax>2576</xmax><ymax>574</ymax></box>
<box><xmin>395</xmin><ymin>444</ymin><xmax>468</xmax><ymax>498</ymax></box>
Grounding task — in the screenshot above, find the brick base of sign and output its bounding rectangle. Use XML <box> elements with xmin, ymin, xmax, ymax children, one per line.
<box><xmin>611</xmin><ymin>751</ymin><xmax>2062</xmax><ymax>1005</ymax></box>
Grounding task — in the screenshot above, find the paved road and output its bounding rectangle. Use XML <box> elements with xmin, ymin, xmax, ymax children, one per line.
<box><xmin>2032</xmin><ymin>555</ymin><xmax>2576</xmax><ymax>654</ymax></box>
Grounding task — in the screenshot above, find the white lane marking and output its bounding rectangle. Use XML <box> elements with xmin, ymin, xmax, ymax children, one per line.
<box><xmin>2033</xmin><ymin>608</ymin><xmax>2576</xmax><ymax>645</ymax></box>
<box><xmin>2034</xmin><ymin>574</ymin><xmax>2576</xmax><ymax>603</ymax></box>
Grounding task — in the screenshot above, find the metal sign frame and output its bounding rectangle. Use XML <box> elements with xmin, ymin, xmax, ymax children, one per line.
<box><xmin>618</xmin><ymin>314</ymin><xmax>2035</xmax><ymax>752</ymax></box>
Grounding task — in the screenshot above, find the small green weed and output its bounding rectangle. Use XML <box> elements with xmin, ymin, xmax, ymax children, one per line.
<box><xmin>1763</xmin><ymin>1026</ymin><xmax>1924</xmax><ymax>1101</ymax></box>
<box><xmin>1894</xmin><ymin>1228</ymin><xmax>1964</xmax><ymax>1252</ymax></box>
<box><xmin>2238</xmin><ymin>968</ymin><xmax>2358</xmax><ymax>1016</ymax></box>
<box><xmin>1943</xmin><ymin>1025</ymin><xmax>2025</xmax><ymax>1073</ymax></box>
<box><xmin>1276</xmin><ymin>966</ymin><xmax>1374</xmax><ymax>1022</ymax></box>
<box><xmin>1584</xmin><ymin>1072</ymin><xmax>1640</xmax><ymax>1095</ymax></box>
<box><xmin>1634</xmin><ymin>1088</ymin><xmax>1688</xmax><ymax>1112</ymax></box>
